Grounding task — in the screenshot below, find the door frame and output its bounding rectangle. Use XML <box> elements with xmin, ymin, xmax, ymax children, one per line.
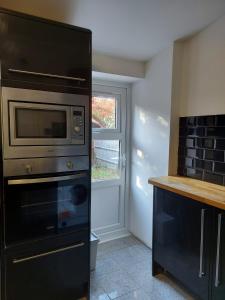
<box><xmin>91</xmin><ymin>79</ymin><xmax>131</xmax><ymax>241</ymax></box>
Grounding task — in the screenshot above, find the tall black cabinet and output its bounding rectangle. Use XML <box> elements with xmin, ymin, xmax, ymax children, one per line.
<box><xmin>0</xmin><ymin>8</ymin><xmax>92</xmax><ymax>300</ymax></box>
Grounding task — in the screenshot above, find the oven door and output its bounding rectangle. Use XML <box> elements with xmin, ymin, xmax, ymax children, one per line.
<box><xmin>9</xmin><ymin>101</ymin><xmax>71</xmax><ymax>146</ymax></box>
<box><xmin>4</xmin><ymin>172</ymin><xmax>90</xmax><ymax>247</ymax></box>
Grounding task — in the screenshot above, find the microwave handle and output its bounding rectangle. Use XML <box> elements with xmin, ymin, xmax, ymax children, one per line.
<box><xmin>8</xmin><ymin>173</ymin><xmax>86</xmax><ymax>185</ymax></box>
<box><xmin>8</xmin><ymin>68</ymin><xmax>86</xmax><ymax>82</ymax></box>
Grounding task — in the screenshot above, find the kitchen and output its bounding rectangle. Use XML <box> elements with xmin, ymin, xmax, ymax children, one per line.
<box><xmin>1</xmin><ymin>1</ymin><xmax>225</xmax><ymax>300</ymax></box>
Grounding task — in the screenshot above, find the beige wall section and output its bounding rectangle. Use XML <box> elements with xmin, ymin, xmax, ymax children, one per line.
<box><xmin>0</xmin><ymin>0</ymin><xmax>76</xmax><ymax>23</ymax></box>
<box><xmin>93</xmin><ymin>53</ymin><xmax>145</xmax><ymax>79</ymax></box>
<box><xmin>179</xmin><ymin>14</ymin><xmax>225</xmax><ymax>116</ymax></box>
<box><xmin>168</xmin><ymin>42</ymin><xmax>184</xmax><ymax>175</ymax></box>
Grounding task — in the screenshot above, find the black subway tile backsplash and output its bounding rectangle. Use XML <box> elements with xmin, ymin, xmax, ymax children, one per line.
<box><xmin>206</xmin><ymin>127</ymin><xmax>225</xmax><ymax>138</ymax></box>
<box><xmin>195</xmin><ymin>159</ymin><xmax>213</xmax><ymax>172</ymax></box>
<box><xmin>187</xmin><ymin>117</ymin><xmax>196</xmax><ymax>126</ymax></box>
<box><xmin>216</xmin><ymin>139</ymin><xmax>225</xmax><ymax>150</ymax></box>
<box><xmin>186</xmin><ymin>168</ymin><xmax>203</xmax><ymax>180</ymax></box>
<box><xmin>197</xmin><ymin>116</ymin><xmax>215</xmax><ymax>126</ymax></box>
<box><xmin>204</xmin><ymin>172</ymin><xmax>223</xmax><ymax>185</ymax></box>
<box><xmin>179</xmin><ymin>117</ymin><xmax>187</xmax><ymax>128</ymax></box>
<box><xmin>196</xmin><ymin>127</ymin><xmax>205</xmax><ymax>137</ymax></box>
<box><xmin>178</xmin><ymin>114</ymin><xmax>225</xmax><ymax>186</ymax></box>
<box><xmin>214</xmin><ymin>162</ymin><xmax>225</xmax><ymax>174</ymax></box>
<box><xmin>216</xmin><ymin>115</ymin><xmax>225</xmax><ymax>126</ymax></box>
<box><xmin>197</xmin><ymin>138</ymin><xmax>214</xmax><ymax>149</ymax></box>
<box><xmin>185</xmin><ymin>157</ymin><xmax>193</xmax><ymax>168</ymax></box>
<box><xmin>186</xmin><ymin>138</ymin><xmax>195</xmax><ymax>148</ymax></box>
<box><xmin>205</xmin><ymin>150</ymin><xmax>224</xmax><ymax>162</ymax></box>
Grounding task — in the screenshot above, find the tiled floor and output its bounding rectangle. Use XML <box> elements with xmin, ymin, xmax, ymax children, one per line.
<box><xmin>90</xmin><ymin>236</ymin><xmax>194</xmax><ymax>300</ymax></box>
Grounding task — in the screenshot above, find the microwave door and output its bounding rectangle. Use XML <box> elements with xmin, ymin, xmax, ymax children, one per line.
<box><xmin>9</xmin><ymin>101</ymin><xmax>71</xmax><ymax>146</ymax></box>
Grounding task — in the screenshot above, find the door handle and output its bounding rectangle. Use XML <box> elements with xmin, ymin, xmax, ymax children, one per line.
<box><xmin>199</xmin><ymin>208</ymin><xmax>206</xmax><ymax>278</ymax></box>
<box><xmin>8</xmin><ymin>68</ymin><xmax>86</xmax><ymax>82</ymax></box>
<box><xmin>13</xmin><ymin>242</ymin><xmax>85</xmax><ymax>264</ymax></box>
<box><xmin>215</xmin><ymin>213</ymin><xmax>222</xmax><ymax>287</ymax></box>
<box><xmin>8</xmin><ymin>173</ymin><xmax>86</xmax><ymax>185</ymax></box>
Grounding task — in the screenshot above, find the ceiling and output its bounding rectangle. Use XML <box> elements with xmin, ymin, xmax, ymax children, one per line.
<box><xmin>1</xmin><ymin>0</ymin><xmax>225</xmax><ymax>61</ymax></box>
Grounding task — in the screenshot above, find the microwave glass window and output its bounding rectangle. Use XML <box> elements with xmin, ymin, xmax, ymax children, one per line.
<box><xmin>15</xmin><ymin>108</ymin><xmax>67</xmax><ymax>138</ymax></box>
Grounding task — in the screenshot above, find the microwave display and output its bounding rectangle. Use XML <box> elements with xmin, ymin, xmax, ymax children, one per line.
<box><xmin>16</xmin><ymin>108</ymin><xmax>67</xmax><ymax>138</ymax></box>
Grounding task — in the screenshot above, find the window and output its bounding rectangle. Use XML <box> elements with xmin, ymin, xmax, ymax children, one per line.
<box><xmin>92</xmin><ymin>95</ymin><xmax>117</xmax><ymax>129</ymax></box>
<box><xmin>92</xmin><ymin>87</ymin><xmax>124</xmax><ymax>183</ymax></box>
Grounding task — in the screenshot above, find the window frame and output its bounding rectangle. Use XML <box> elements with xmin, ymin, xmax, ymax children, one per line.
<box><xmin>92</xmin><ymin>84</ymin><xmax>126</xmax><ymax>185</ymax></box>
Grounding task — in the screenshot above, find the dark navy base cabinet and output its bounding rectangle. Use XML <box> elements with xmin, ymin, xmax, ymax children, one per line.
<box><xmin>211</xmin><ymin>209</ymin><xmax>225</xmax><ymax>300</ymax></box>
<box><xmin>153</xmin><ymin>187</ymin><xmax>225</xmax><ymax>300</ymax></box>
<box><xmin>5</xmin><ymin>231</ymin><xmax>89</xmax><ymax>300</ymax></box>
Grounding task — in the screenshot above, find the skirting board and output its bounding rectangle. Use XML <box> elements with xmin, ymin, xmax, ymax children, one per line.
<box><xmin>92</xmin><ymin>228</ymin><xmax>131</xmax><ymax>244</ymax></box>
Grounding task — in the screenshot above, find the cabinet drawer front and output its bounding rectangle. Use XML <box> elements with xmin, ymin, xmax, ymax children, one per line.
<box><xmin>5</xmin><ymin>241</ymin><xmax>89</xmax><ymax>300</ymax></box>
<box><xmin>0</xmin><ymin>12</ymin><xmax>91</xmax><ymax>91</ymax></box>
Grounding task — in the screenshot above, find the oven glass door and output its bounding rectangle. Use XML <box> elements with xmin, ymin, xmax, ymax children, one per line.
<box><xmin>4</xmin><ymin>172</ymin><xmax>89</xmax><ymax>246</ymax></box>
<box><xmin>9</xmin><ymin>101</ymin><xmax>71</xmax><ymax>146</ymax></box>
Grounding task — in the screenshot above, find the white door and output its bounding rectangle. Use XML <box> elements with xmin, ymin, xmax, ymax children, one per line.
<box><xmin>91</xmin><ymin>83</ymin><xmax>128</xmax><ymax>241</ymax></box>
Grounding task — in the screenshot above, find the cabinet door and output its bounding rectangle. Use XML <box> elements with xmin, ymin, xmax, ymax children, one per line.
<box><xmin>211</xmin><ymin>210</ymin><xmax>225</xmax><ymax>300</ymax></box>
<box><xmin>5</xmin><ymin>240</ymin><xmax>89</xmax><ymax>300</ymax></box>
<box><xmin>0</xmin><ymin>11</ymin><xmax>91</xmax><ymax>93</ymax></box>
<box><xmin>153</xmin><ymin>188</ymin><xmax>211</xmax><ymax>300</ymax></box>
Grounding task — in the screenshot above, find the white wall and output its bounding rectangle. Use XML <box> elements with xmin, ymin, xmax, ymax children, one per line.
<box><xmin>180</xmin><ymin>14</ymin><xmax>225</xmax><ymax>116</ymax></box>
<box><xmin>130</xmin><ymin>46</ymin><xmax>174</xmax><ymax>248</ymax></box>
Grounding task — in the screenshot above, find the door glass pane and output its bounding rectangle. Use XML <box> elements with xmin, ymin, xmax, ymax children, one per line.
<box><xmin>16</xmin><ymin>108</ymin><xmax>67</xmax><ymax>138</ymax></box>
<box><xmin>92</xmin><ymin>96</ymin><xmax>117</xmax><ymax>129</ymax></box>
<box><xmin>92</xmin><ymin>140</ymin><xmax>120</xmax><ymax>181</ymax></box>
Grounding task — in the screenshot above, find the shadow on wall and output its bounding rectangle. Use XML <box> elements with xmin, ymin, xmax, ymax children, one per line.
<box><xmin>0</xmin><ymin>0</ymin><xmax>78</xmax><ymax>24</ymax></box>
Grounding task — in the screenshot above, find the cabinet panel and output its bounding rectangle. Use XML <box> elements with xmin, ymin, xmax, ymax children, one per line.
<box><xmin>153</xmin><ymin>188</ymin><xmax>211</xmax><ymax>299</ymax></box>
<box><xmin>211</xmin><ymin>210</ymin><xmax>225</xmax><ymax>300</ymax></box>
<box><xmin>5</xmin><ymin>241</ymin><xmax>89</xmax><ymax>300</ymax></box>
<box><xmin>0</xmin><ymin>11</ymin><xmax>91</xmax><ymax>92</ymax></box>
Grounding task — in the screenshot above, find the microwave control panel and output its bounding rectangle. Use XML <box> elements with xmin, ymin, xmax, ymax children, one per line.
<box><xmin>71</xmin><ymin>107</ymin><xmax>85</xmax><ymax>143</ymax></box>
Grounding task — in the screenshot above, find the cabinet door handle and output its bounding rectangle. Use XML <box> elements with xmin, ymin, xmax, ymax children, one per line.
<box><xmin>199</xmin><ymin>208</ymin><xmax>206</xmax><ymax>278</ymax></box>
<box><xmin>8</xmin><ymin>68</ymin><xmax>86</xmax><ymax>82</ymax></box>
<box><xmin>12</xmin><ymin>242</ymin><xmax>85</xmax><ymax>264</ymax></box>
<box><xmin>215</xmin><ymin>213</ymin><xmax>222</xmax><ymax>287</ymax></box>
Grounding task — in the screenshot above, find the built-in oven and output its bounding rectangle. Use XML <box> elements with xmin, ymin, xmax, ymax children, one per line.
<box><xmin>1</xmin><ymin>87</ymin><xmax>90</xmax><ymax>159</ymax></box>
<box><xmin>4</xmin><ymin>171</ymin><xmax>90</xmax><ymax>247</ymax></box>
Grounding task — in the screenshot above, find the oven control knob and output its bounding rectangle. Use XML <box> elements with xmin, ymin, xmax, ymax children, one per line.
<box><xmin>74</xmin><ymin>126</ymin><xmax>81</xmax><ymax>133</ymax></box>
<box><xmin>66</xmin><ymin>161</ymin><xmax>74</xmax><ymax>169</ymax></box>
<box><xmin>25</xmin><ymin>164</ymin><xmax>32</xmax><ymax>174</ymax></box>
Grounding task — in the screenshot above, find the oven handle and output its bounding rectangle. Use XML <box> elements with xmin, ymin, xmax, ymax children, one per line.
<box><xmin>7</xmin><ymin>173</ymin><xmax>86</xmax><ymax>185</ymax></box>
<box><xmin>12</xmin><ymin>242</ymin><xmax>85</xmax><ymax>264</ymax></box>
<box><xmin>8</xmin><ymin>68</ymin><xmax>86</xmax><ymax>82</ymax></box>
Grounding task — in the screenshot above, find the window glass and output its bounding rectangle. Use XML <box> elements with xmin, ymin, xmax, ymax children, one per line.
<box><xmin>92</xmin><ymin>140</ymin><xmax>120</xmax><ymax>181</ymax></box>
<box><xmin>92</xmin><ymin>96</ymin><xmax>117</xmax><ymax>129</ymax></box>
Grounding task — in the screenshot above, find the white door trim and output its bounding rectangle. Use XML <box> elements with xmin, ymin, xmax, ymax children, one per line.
<box><xmin>91</xmin><ymin>80</ymin><xmax>131</xmax><ymax>242</ymax></box>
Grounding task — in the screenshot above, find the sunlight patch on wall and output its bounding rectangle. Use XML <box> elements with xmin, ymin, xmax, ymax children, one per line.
<box><xmin>139</xmin><ymin>110</ymin><xmax>147</xmax><ymax>124</ymax></box>
<box><xmin>157</xmin><ymin>115</ymin><xmax>169</xmax><ymax>127</ymax></box>
<box><xmin>137</xmin><ymin>149</ymin><xmax>144</xmax><ymax>159</ymax></box>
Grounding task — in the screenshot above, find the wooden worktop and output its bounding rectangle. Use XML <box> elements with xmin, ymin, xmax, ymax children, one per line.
<box><xmin>149</xmin><ymin>176</ymin><xmax>225</xmax><ymax>210</ymax></box>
